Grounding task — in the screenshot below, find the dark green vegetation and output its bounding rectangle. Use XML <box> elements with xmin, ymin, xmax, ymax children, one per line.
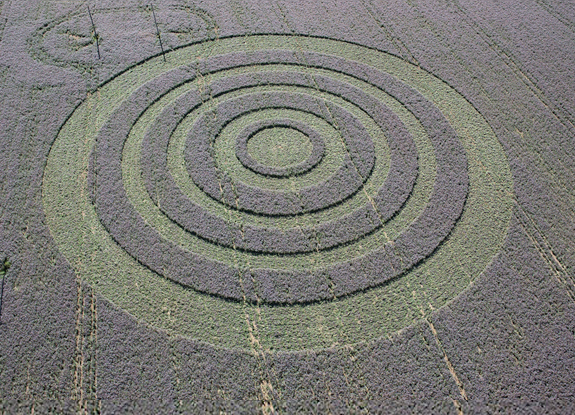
<box><xmin>1</xmin><ymin>0</ymin><xmax>574</xmax><ymax>413</ymax></box>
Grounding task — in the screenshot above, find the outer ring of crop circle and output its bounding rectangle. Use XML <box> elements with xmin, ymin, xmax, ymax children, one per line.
<box><xmin>43</xmin><ymin>34</ymin><xmax>513</xmax><ymax>351</ymax></box>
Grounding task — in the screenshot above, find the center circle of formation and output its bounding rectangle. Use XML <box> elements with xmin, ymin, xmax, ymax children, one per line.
<box><xmin>246</xmin><ymin>126</ymin><xmax>312</xmax><ymax>169</ymax></box>
<box><xmin>44</xmin><ymin>35</ymin><xmax>513</xmax><ymax>350</ymax></box>
<box><xmin>236</xmin><ymin>119</ymin><xmax>324</xmax><ymax>177</ymax></box>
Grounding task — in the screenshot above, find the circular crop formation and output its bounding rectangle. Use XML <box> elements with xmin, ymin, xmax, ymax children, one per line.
<box><xmin>43</xmin><ymin>35</ymin><xmax>513</xmax><ymax>351</ymax></box>
<box><xmin>28</xmin><ymin>3</ymin><xmax>216</xmax><ymax>72</ymax></box>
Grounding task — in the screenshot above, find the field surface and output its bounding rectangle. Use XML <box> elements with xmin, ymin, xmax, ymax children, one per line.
<box><xmin>1</xmin><ymin>0</ymin><xmax>574</xmax><ymax>413</ymax></box>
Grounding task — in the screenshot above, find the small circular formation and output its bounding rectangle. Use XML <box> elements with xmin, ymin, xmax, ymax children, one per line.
<box><xmin>44</xmin><ymin>35</ymin><xmax>513</xmax><ymax>351</ymax></box>
<box><xmin>28</xmin><ymin>3</ymin><xmax>216</xmax><ymax>73</ymax></box>
<box><xmin>235</xmin><ymin>119</ymin><xmax>325</xmax><ymax>178</ymax></box>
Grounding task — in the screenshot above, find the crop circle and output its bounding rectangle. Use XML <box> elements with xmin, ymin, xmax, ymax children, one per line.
<box><xmin>43</xmin><ymin>35</ymin><xmax>513</xmax><ymax>351</ymax></box>
<box><xmin>28</xmin><ymin>3</ymin><xmax>216</xmax><ymax>73</ymax></box>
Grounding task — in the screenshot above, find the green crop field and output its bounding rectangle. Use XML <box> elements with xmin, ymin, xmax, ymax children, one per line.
<box><xmin>1</xmin><ymin>1</ymin><xmax>574</xmax><ymax>413</ymax></box>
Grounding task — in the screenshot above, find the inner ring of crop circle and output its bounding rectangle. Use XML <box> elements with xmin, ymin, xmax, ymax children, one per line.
<box><xmin>162</xmin><ymin>71</ymin><xmax>398</xmax><ymax>210</ymax></box>
<box><xmin>132</xmin><ymin>63</ymin><xmax>416</xmax><ymax>264</ymax></box>
<box><xmin>140</xmin><ymin>80</ymin><xmax>417</xmax><ymax>269</ymax></box>
<box><xmin>43</xmin><ymin>35</ymin><xmax>513</xmax><ymax>351</ymax></box>
<box><xmin>212</xmin><ymin>105</ymin><xmax>349</xmax><ymax>193</ymax></box>
<box><xmin>109</xmin><ymin>49</ymin><xmax>445</xmax><ymax>299</ymax></box>
<box><xmin>180</xmin><ymin>89</ymin><xmax>377</xmax><ymax>217</ymax></box>
<box><xmin>164</xmin><ymin>73</ymin><xmax>425</xmax><ymax>237</ymax></box>
<box><xmin>235</xmin><ymin>119</ymin><xmax>325</xmax><ymax>178</ymax></box>
<box><xmin>132</xmin><ymin>66</ymin><xmax>415</xmax><ymax>268</ymax></box>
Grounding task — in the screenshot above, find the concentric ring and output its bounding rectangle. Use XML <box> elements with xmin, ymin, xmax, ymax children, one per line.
<box><xmin>235</xmin><ymin>119</ymin><xmax>325</xmax><ymax>178</ymax></box>
<box><xmin>182</xmin><ymin>89</ymin><xmax>376</xmax><ymax>216</ymax></box>
<box><xmin>90</xmin><ymin>56</ymin><xmax>427</xmax><ymax>299</ymax></box>
<box><xmin>43</xmin><ymin>35</ymin><xmax>513</xmax><ymax>351</ymax></box>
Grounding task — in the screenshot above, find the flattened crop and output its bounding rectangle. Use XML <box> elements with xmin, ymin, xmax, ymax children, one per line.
<box><xmin>43</xmin><ymin>35</ymin><xmax>513</xmax><ymax>351</ymax></box>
